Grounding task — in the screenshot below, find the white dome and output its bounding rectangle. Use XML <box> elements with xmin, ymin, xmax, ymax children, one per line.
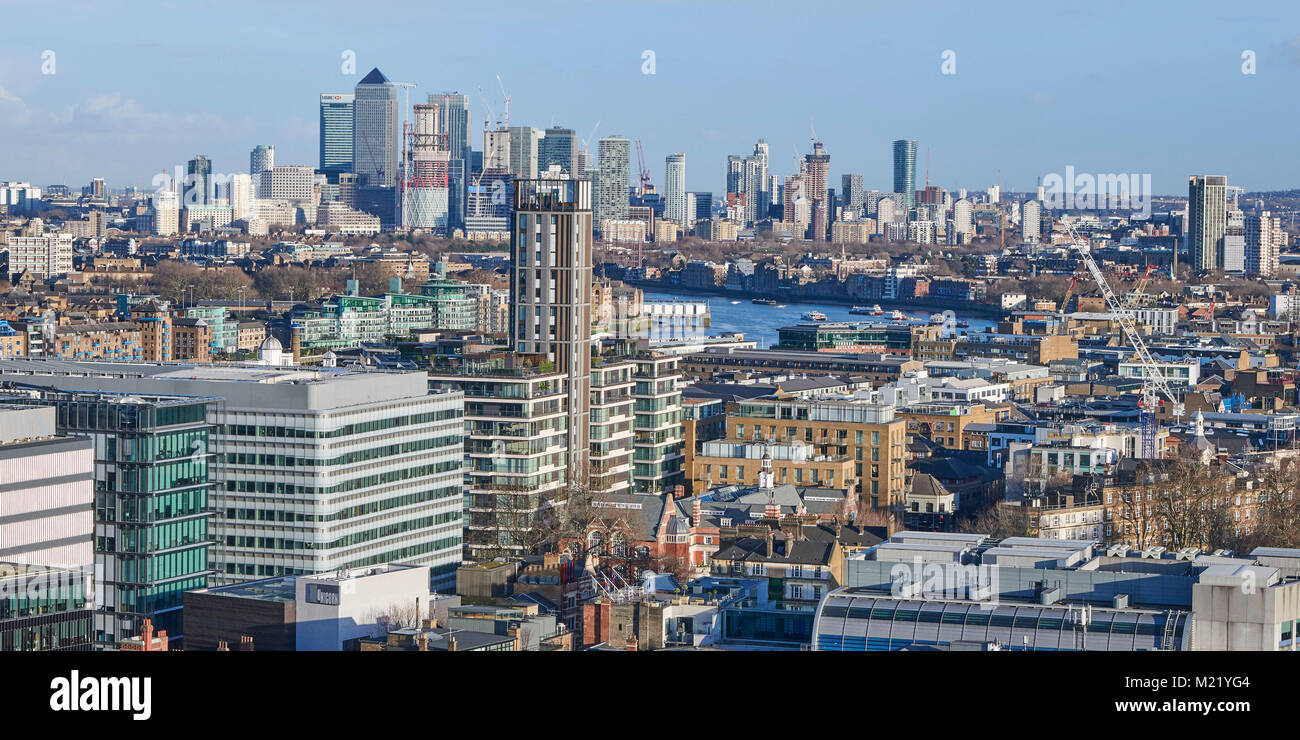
<box><xmin>260</xmin><ymin>336</ymin><xmax>283</xmax><ymax>351</ymax></box>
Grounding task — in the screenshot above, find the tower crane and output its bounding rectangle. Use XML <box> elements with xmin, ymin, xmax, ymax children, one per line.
<box><xmin>1055</xmin><ymin>273</ymin><xmax>1081</xmax><ymax>337</ymax></box>
<box><xmin>635</xmin><ymin>140</ymin><xmax>651</xmax><ymax>196</ymax></box>
<box><xmin>1066</xmin><ymin>225</ymin><xmax>1183</xmax><ymax>458</ymax></box>
<box><xmin>1125</xmin><ymin>264</ymin><xmax>1156</xmax><ymax>308</ymax></box>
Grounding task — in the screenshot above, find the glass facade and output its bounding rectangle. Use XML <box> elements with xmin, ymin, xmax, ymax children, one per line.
<box><xmin>4</xmin><ymin>391</ymin><xmax>216</xmax><ymax>648</ymax></box>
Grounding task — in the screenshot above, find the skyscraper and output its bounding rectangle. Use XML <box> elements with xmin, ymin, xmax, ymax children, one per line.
<box><xmin>508</xmin><ymin>126</ymin><xmax>542</xmax><ymax>180</ymax></box>
<box><xmin>353</xmin><ymin>68</ymin><xmax>399</xmax><ymax>188</ymax></box>
<box><xmin>842</xmin><ymin>173</ymin><xmax>865</xmax><ymax>214</ymax></box>
<box><xmin>803</xmin><ymin>141</ymin><xmax>830</xmax><ymax>238</ymax></box>
<box><xmin>1022</xmin><ymin>200</ymin><xmax>1042</xmax><ymax>244</ymax></box>
<box><xmin>539</xmin><ymin>127</ymin><xmax>577</xmax><ymax>175</ymax></box>
<box><xmin>249</xmin><ymin>145</ymin><xmax>274</xmax><ymax>179</ymax></box>
<box><xmin>664</xmin><ymin>152</ymin><xmax>687</xmax><ymax>225</ymax></box>
<box><xmin>319</xmin><ymin>93</ymin><xmax>355</xmax><ymax>183</ymax></box>
<box><xmin>594</xmin><ymin>136</ymin><xmax>631</xmax><ymax>231</ymax></box>
<box><xmin>427</xmin><ymin>92</ymin><xmax>471</xmax><ymax>162</ymax></box>
<box><xmin>511</xmin><ymin>178</ymin><xmax>593</xmax><ymax>473</ymax></box>
<box><xmin>400</xmin><ymin>103</ymin><xmax>451</xmax><ymax>230</ymax></box>
<box><xmin>1187</xmin><ymin>175</ymin><xmax>1227</xmax><ymax>271</ymax></box>
<box><xmin>429</xmin><ymin>92</ymin><xmax>472</xmax><ymax>228</ymax></box>
<box><xmin>892</xmin><ymin>139</ymin><xmax>917</xmax><ymax>209</ymax></box>
<box><xmin>186</xmin><ymin>155</ymin><xmax>211</xmax><ymax>206</ymax></box>
<box><xmin>1244</xmin><ymin>211</ymin><xmax>1281</xmax><ymax>278</ymax></box>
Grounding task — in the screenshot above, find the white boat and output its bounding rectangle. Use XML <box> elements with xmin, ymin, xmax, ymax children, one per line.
<box><xmin>730</xmin><ymin>300</ymin><xmax>742</xmax><ymax>305</ymax></box>
<box><xmin>802</xmin><ymin>310</ymin><xmax>828</xmax><ymax>322</ymax></box>
<box><xmin>887</xmin><ymin>310</ymin><xmax>906</xmax><ymax>321</ymax></box>
<box><xmin>869</xmin><ymin>304</ymin><xmax>884</xmax><ymax>316</ymax></box>
<box><xmin>929</xmin><ymin>313</ymin><xmax>947</xmax><ymax>325</ymax></box>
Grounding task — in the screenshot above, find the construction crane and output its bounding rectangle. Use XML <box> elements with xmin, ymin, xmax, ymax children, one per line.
<box><xmin>635</xmin><ymin>140</ymin><xmax>651</xmax><ymax>196</ymax></box>
<box><xmin>1066</xmin><ymin>225</ymin><xmax>1183</xmax><ymax>458</ymax></box>
<box><xmin>1124</xmin><ymin>264</ymin><xmax>1156</xmax><ymax>308</ymax></box>
<box><xmin>578</xmin><ymin>120</ymin><xmax>601</xmax><ymax>177</ymax></box>
<box><xmin>1055</xmin><ymin>273</ymin><xmax>1081</xmax><ymax>336</ymax></box>
<box><xmin>495</xmin><ymin>75</ymin><xmax>511</xmax><ymax>129</ymax></box>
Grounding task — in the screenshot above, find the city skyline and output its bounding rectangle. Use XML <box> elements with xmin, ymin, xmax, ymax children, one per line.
<box><xmin>1</xmin><ymin>1</ymin><xmax>1299</xmax><ymax>195</ymax></box>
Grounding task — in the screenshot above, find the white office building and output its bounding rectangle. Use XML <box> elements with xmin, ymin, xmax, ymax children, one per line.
<box><xmin>664</xmin><ymin>152</ymin><xmax>687</xmax><ymax>227</ymax></box>
<box><xmin>0</xmin><ymin>360</ymin><xmax>467</xmax><ymax>592</ymax></box>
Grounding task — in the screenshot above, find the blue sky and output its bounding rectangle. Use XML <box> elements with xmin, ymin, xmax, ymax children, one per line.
<box><xmin>1</xmin><ymin>0</ymin><xmax>1297</xmax><ymax>196</ymax></box>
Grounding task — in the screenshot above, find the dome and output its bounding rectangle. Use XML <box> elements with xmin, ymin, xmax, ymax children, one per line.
<box><xmin>260</xmin><ymin>336</ymin><xmax>283</xmax><ymax>351</ymax></box>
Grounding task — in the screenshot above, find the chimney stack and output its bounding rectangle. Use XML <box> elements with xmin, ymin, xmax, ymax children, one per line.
<box><xmin>239</xmin><ymin>635</ymin><xmax>254</xmax><ymax>651</ymax></box>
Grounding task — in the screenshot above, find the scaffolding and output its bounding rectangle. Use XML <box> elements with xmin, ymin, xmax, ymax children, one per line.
<box><xmin>400</xmin><ymin>102</ymin><xmax>451</xmax><ymax>231</ymax></box>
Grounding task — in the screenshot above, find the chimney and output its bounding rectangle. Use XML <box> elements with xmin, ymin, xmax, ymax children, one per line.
<box><xmin>239</xmin><ymin>635</ymin><xmax>254</xmax><ymax>651</ymax></box>
<box><xmin>140</xmin><ymin>619</ymin><xmax>153</xmax><ymax>645</ymax></box>
<box><xmin>217</xmin><ymin>640</ymin><xmax>229</xmax><ymax>652</ymax></box>
<box><xmin>422</xmin><ymin>617</ymin><xmax>438</xmax><ymax>630</ymax></box>
<box><xmin>765</xmin><ymin>530</ymin><xmax>775</xmax><ymax>558</ymax></box>
<box><xmin>416</xmin><ymin>633</ymin><xmax>429</xmax><ymax>652</ymax></box>
<box><xmin>692</xmin><ymin>498</ymin><xmax>702</xmax><ymax>525</ymax></box>
<box><xmin>764</xmin><ymin>497</ymin><xmax>780</xmax><ymax>521</ymax></box>
<box><xmin>447</xmin><ymin>635</ymin><xmax>458</xmax><ymax>652</ymax></box>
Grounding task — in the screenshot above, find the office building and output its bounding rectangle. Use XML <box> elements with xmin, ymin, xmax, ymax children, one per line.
<box><xmin>815</xmin><ymin>532</ymin><xmax>1300</xmax><ymax>652</ymax></box>
<box><xmin>0</xmin><ymin>405</ymin><xmax>94</xmax><ymax>571</ymax></box>
<box><xmin>594</xmin><ymin>136</ymin><xmax>631</xmax><ymax>232</ymax></box>
<box><xmin>892</xmin><ymin>139</ymin><xmax>917</xmax><ymax>209</ymax></box>
<box><xmin>1188</xmin><ymin>175</ymin><xmax>1227</xmax><ymax>271</ymax></box>
<box><xmin>427</xmin><ymin>92</ymin><xmax>471</xmax><ymax>163</ymax></box>
<box><xmin>539</xmin><ymin>127</ymin><xmax>576</xmax><ymax>176</ymax></box>
<box><xmin>664</xmin><ymin>152</ymin><xmax>687</xmax><ymax>226</ymax></box>
<box><xmin>0</xmin><ymin>389</ymin><xmax>217</xmax><ymax>648</ymax></box>
<box><xmin>0</xmin><ymin>359</ymin><xmax>467</xmax><ymax>593</ymax></box>
<box><xmin>508</xmin><ymin>126</ymin><xmax>542</xmax><ymax>180</ymax></box>
<box><xmin>319</xmin><ymin>93</ymin><xmax>355</xmax><ymax>183</ymax></box>
<box><xmin>353</xmin><ymin>68</ymin><xmax>399</xmax><ymax>188</ymax></box>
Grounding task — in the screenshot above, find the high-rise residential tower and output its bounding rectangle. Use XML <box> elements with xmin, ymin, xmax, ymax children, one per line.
<box><xmin>803</xmin><ymin>141</ymin><xmax>830</xmax><ymax>238</ymax></box>
<box><xmin>250</xmin><ymin>145</ymin><xmax>275</xmax><ymax>179</ymax></box>
<box><xmin>319</xmin><ymin>93</ymin><xmax>355</xmax><ymax>183</ymax></box>
<box><xmin>1244</xmin><ymin>210</ymin><xmax>1281</xmax><ymax>278</ymax></box>
<box><xmin>1187</xmin><ymin>175</ymin><xmax>1228</xmax><ymax>271</ymax></box>
<box><xmin>511</xmin><ymin>178</ymin><xmax>594</xmax><ymax>475</ymax></box>
<box><xmin>353</xmin><ymin>68</ymin><xmax>399</xmax><ymax>188</ymax></box>
<box><xmin>186</xmin><ymin>155</ymin><xmax>211</xmax><ymax>206</ymax></box>
<box><xmin>594</xmin><ymin>136</ymin><xmax>631</xmax><ymax>232</ymax></box>
<box><xmin>1022</xmin><ymin>200</ymin><xmax>1042</xmax><ymax>244</ymax></box>
<box><xmin>664</xmin><ymin>152</ymin><xmax>687</xmax><ymax>225</ymax></box>
<box><xmin>892</xmin><ymin>139</ymin><xmax>917</xmax><ymax>209</ymax></box>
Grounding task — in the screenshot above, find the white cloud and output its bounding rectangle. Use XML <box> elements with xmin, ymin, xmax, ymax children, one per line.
<box><xmin>0</xmin><ymin>84</ymin><xmax>22</xmax><ymax>105</ymax></box>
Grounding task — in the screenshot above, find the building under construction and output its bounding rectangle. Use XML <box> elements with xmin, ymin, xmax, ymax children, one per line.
<box><xmin>400</xmin><ymin>103</ymin><xmax>452</xmax><ymax>231</ymax></box>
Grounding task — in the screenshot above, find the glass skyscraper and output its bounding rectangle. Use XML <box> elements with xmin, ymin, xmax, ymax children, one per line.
<box><xmin>892</xmin><ymin>139</ymin><xmax>917</xmax><ymax>209</ymax></box>
<box><xmin>353</xmin><ymin>68</ymin><xmax>399</xmax><ymax>188</ymax></box>
<box><xmin>319</xmin><ymin>93</ymin><xmax>355</xmax><ymax>184</ymax></box>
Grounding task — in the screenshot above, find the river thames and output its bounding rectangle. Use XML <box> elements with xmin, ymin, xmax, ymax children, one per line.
<box><xmin>644</xmin><ymin>292</ymin><xmax>998</xmax><ymax>349</ymax></box>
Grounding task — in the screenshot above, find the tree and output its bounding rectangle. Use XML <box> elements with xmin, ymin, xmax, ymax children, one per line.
<box><xmin>958</xmin><ymin>502</ymin><xmax>1029</xmax><ymax>538</ymax></box>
